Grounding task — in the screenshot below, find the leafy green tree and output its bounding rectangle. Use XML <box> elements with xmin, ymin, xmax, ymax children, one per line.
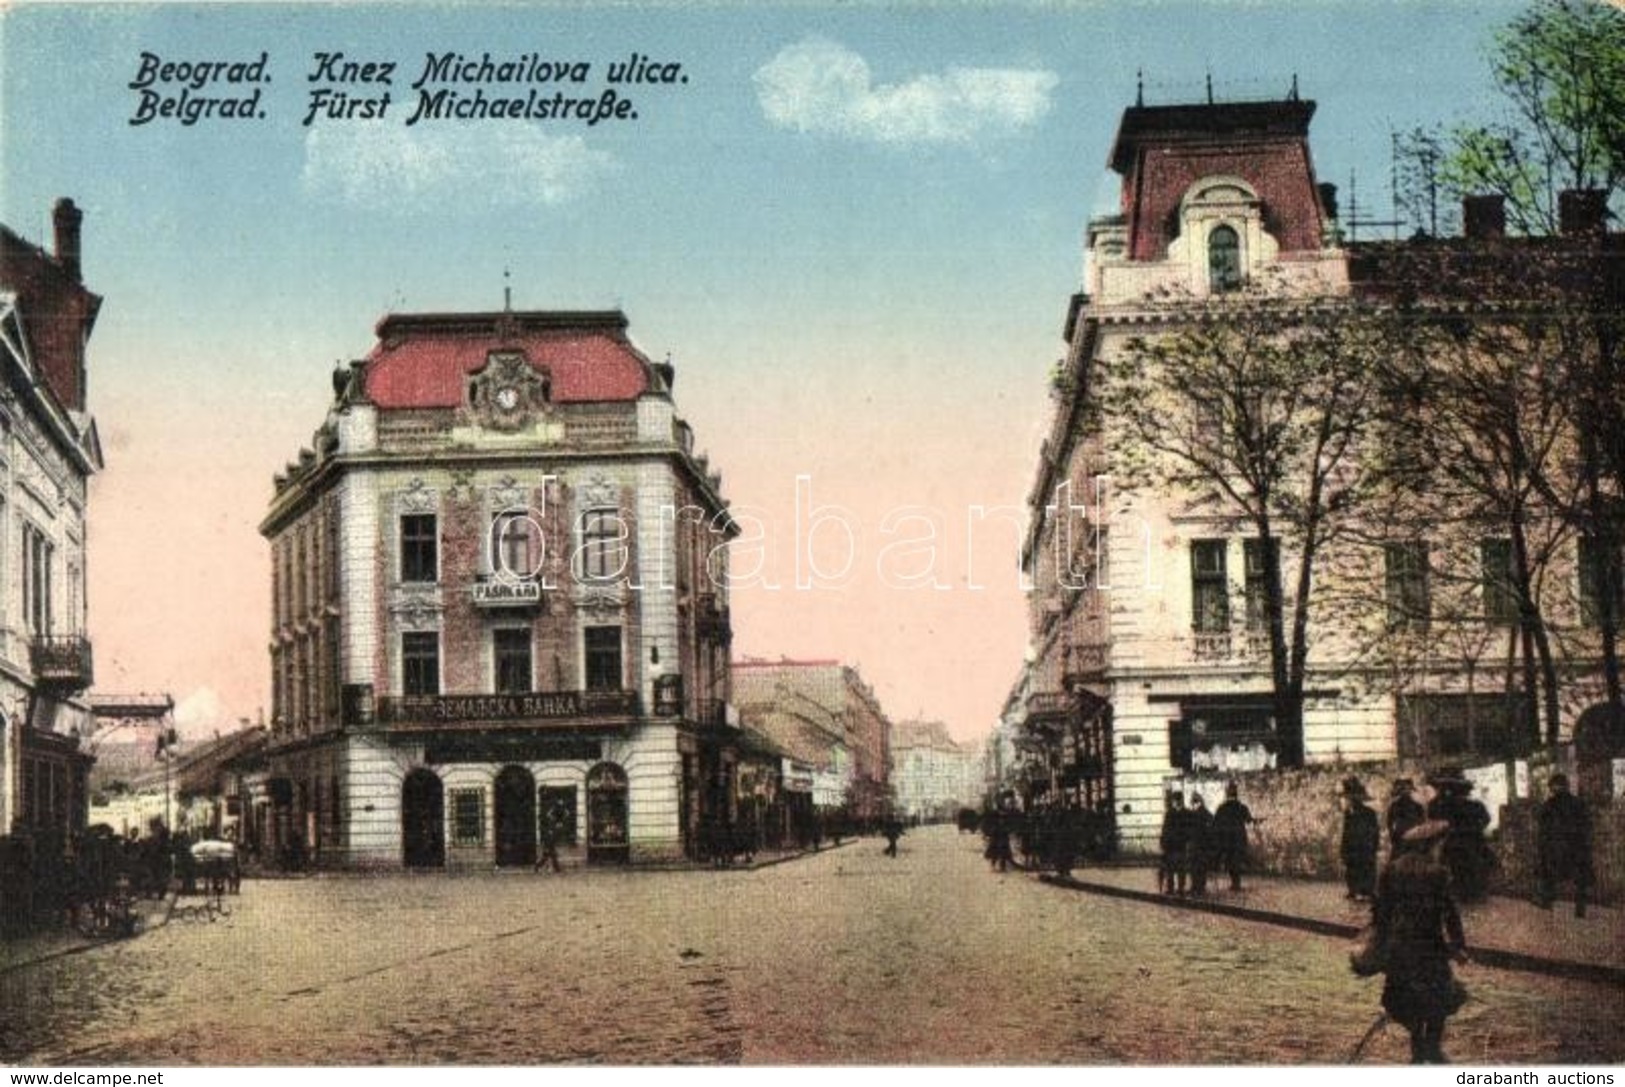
<box><xmin>1441</xmin><ymin>0</ymin><xmax>1625</xmax><ymax>232</ymax></box>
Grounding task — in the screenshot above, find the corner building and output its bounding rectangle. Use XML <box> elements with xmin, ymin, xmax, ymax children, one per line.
<box><xmin>1020</xmin><ymin>92</ymin><xmax>1622</xmax><ymax>855</ymax></box>
<box><xmin>0</xmin><ymin>200</ymin><xmax>102</xmax><ymax>842</ymax></box>
<box><xmin>260</xmin><ymin>310</ymin><xmax>737</xmax><ymax>868</ymax></box>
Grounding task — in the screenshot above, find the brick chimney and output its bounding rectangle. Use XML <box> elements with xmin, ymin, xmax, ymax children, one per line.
<box><xmin>52</xmin><ymin>198</ymin><xmax>83</xmax><ymax>282</ymax></box>
<box><xmin>1558</xmin><ymin>189</ymin><xmax>1608</xmax><ymax>236</ymax></box>
<box><xmin>1317</xmin><ymin>182</ymin><xmax>1339</xmax><ymax>222</ymax></box>
<box><xmin>1462</xmin><ymin>194</ymin><xmax>1506</xmax><ymax>240</ymax></box>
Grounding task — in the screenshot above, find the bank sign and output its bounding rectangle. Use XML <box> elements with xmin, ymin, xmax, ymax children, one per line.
<box><xmin>379</xmin><ymin>692</ymin><xmax>596</xmax><ymax>724</ymax></box>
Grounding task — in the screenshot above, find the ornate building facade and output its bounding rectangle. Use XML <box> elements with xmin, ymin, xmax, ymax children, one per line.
<box><xmin>0</xmin><ymin>199</ymin><xmax>102</xmax><ymax>841</ymax></box>
<box><xmin>1016</xmin><ymin>93</ymin><xmax>1623</xmax><ymax>854</ymax></box>
<box><xmin>259</xmin><ymin>309</ymin><xmax>737</xmax><ymax>867</ymax></box>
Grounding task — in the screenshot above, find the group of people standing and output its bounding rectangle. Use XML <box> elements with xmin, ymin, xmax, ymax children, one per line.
<box><xmin>1157</xmin><ymin>782</ymin><xmax>1257</xmax><ymax>896</ymax></box>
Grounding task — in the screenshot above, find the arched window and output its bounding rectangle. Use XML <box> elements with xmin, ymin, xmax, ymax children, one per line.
<box><xmin>1208</xmin><ymin>225</ymin><xmax>1242</xmax><ymax>292</ymax></box>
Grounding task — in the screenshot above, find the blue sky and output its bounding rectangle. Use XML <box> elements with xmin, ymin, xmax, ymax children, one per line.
<box><xmin>1</xmin><ymin>1</ymin><xmax>1529</xmax><ymax>738</ymax></box>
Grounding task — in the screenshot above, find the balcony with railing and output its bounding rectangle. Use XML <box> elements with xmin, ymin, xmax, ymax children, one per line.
<box><xmin>1024</xmin><ymin>691</ymin><xmax>1073</xmax><ymax>724</ymax></box>
<box><xmin>1189</xmin><ymin>629</ymin><xmax>1272</xmax><ymax>665</ymax></box>
<box><xmin>32</xmin><ymin>635</ymin><xmax>93</xmax><ymax>692</ymax></box>
<box><xmin>374</xmin><ymin>689</ymin><xmax>641</xmax><ymax>732</ymax></box>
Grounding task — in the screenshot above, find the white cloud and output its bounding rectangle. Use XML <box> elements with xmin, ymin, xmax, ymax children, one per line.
<box><xmin>754</xmin><ymin>37</ymin><xmax>1057</xmax><ymax>146</ymax></box>
<box><xmin>302</xmin><ymin>123</ymin><xmax>618</xmax><ymax>210</ymax></box>
<box><xmin>173</xmin><ymin>687</ymin><xmax>225</xmax><ymax>736</ymax></box>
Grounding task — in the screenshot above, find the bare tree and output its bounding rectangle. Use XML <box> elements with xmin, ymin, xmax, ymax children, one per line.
<box><xmin>1099</xmin><ymin>283</ymin><xmax>1396</xmax><ymax>766</ymax></box>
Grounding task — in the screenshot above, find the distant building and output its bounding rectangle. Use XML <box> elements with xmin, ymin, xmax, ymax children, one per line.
<box><xmin>889</xmin><ymin>719</ymin><xmax>982</xmax><ymax>822</ymax></box>
<box><xmin>0</xmin><ymin>199</ymin><xmax>103</xmax><ymax>842</ymax></box>
<box><xmin>732</xmin><ymin>659</ymin><xmax>892</xmax><ymax>824</ymax></box>
<box><xmin>736</xmin><ymin>685</ymin><xmax>851</xmax><ymax>813</ymax></box>
<box><xmin>259</xmin><ymin>308</ymin><xmax>738</xmax><ymax>868</ymax></box>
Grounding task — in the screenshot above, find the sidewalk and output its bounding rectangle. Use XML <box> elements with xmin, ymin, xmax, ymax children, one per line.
<box><xmin>1040</xmin><ymin>863</ymin><xmax>1624</xmax><ymax>987</ymax></box>
<box><xmin>0</xmin><ymin>890</ymin><xmax>176</xmax><ymax>976</ymax></box>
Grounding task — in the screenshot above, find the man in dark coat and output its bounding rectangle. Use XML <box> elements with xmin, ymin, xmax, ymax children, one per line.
<box><xmin>1386</xmin><ymin>778</ymin><xmax>1425</xmax><ymax>853</ymax></box>
<box><xmin>1373</xmin><ymin>818</ymin><xmax>1468</xmax><ymax>1064</ymax></box>
<box><xmin>881</xmin><ymin>815</ymin><xmax>904</xmax><ymax>857</ymax></box>
<box><xmin>1427</xmin><ymin>771</ymin><xmax>1493</xmax><ymax>902</ymax></box>
<box><xmin>536</xmin><ymin>800</ymin><xmax>567</xmax><ymax>873</ymax></box>
<box><xmin>1186</xmin><ymin>792</ymin><xmax>1213</xmax><ymax>896</ymax></box>
<box><xmin>1158</xmin><ymin>792</ymin><xmax>1189</xmax><ymax>895</ymax></box>
<box><xmin>1536</xmin><ymin>773</ymin><xmax>1593</xmax><ymax>918</ymax></box>
<box><xmin>1340</xmin><ymin>777</ymin><xmax>1380</xmax><ymax>901</ymax></box>
<box><xmin>1210</xmin><ymin>781</ymin><xmax>1256</xmax><ymax>890</ymax></box>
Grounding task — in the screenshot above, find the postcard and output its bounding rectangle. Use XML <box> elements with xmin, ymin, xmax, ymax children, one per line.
<box><xmin>0</xmin><ymin>0</ymin><xmax>1620</xmax><ymax>1072</ymax></box>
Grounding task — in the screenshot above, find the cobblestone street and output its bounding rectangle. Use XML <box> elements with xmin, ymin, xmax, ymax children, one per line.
<box><xmin>2</xmin><ymin>826</ymin><xmax>1620</xmax><ymax>1065</ymax></box>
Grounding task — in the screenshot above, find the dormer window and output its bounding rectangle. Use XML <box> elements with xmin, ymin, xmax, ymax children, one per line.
<box><xmin>1168</xmin><ymin>177</ymin><xmax>1275</xmax><ymax>295</ymax></box>
<box><xmin>1208</xmin><ymin>225</ymin><xmax>1242</xmax><ymax>292</ymax></box>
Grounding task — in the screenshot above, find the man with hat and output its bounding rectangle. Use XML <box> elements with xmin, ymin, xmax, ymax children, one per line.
<box><xmin>1210</xmin><ymin>781</ymin><xmax>1257</xmax><ymax>891</ymax></box>
<box><xmin>1340</xmin><ymin>776</ymin><xmax>1379</xmax><ymax>901</ymax></box>
<box><xmin>1427</xmin><ymin>768</ymin><xmax>1493</xmax><ymax>901</ymax></box>
<box><xmin>1536</xmin><ymin>773</ymin><xmax>1593</xmax><ymax>918</ymax></box>
<box><xmin>1158</xmin><ymin>791</ymin><xmax>1189</xmax><ymax>895</ymax></box>
<box><xmin>1186</xmin><ymin>792</ymin><xmax>1213</xmax><ymax>896</ymax></box>
<box><xmin>1386</xmin><ymin>778</ymin><xmax>1425</xmax><ymax>851</ymax></box>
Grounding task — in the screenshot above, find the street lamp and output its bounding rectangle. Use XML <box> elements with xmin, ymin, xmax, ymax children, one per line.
<box><xmin>155</xmin><ymin>727</ymin><xmax>178</xmax><ymax>831</ymax></box>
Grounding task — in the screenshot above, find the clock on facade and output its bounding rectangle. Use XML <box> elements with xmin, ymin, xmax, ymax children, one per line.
<box><xmin>495</xmin><ymin>386</ymin><xmax>520</xmax><ymax>411</ymax></box>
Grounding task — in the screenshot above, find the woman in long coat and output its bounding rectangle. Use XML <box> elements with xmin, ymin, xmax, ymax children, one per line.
<box><xmin>1372</xmin><ymin>818</ymin><xmax>1468</xmax><ymax>1064</ymax></box>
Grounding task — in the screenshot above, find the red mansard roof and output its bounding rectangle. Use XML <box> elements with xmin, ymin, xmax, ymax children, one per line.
<box><xmin>363</xmin><ymin>310</ymin><xmax>651</xmax><ymax>408</ymax></box>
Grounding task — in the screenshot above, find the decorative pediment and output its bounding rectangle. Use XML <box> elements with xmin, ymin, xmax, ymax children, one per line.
<box><xmin>468</xmin><ymin>350</ymin><xmax>552</xmax><ymax>431</ymax></box>
<box><xmin>489</xmin><ymin>474</ymin><xmax>527</xmax><ymax>511</ymax></box>
<box><xmin>579</xmin><ymin>471</ymin><xmax>619</xmax><ymax>509</ymax></box>
<box><xmin>390</xmin><ymin>586</ymin><xmax>443</xmax><ymax>630</ymax></box>
<box><xmin>575</xmin><ymin>584</ymin><xmax>628</xmax><ymax>616</ymax></box>
<box><xmin>397</xmin><ymin>478</ymin><xmax>437</xmax><ymax>514</ymax></box>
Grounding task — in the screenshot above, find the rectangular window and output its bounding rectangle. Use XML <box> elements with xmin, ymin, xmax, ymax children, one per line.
<box><xmin>401</xmin><ymin>631</ymin><xmax>440</xmax><ymax>697</ymax></box>
<box><xmin>400</xmin><ymin>514</ymin><xmax>438</xmax><ymax>583</ymax></box>
<box><xmin>1243</xmin><ymin>538</ymin><xmax>1275</xmax><ymax>632</ymax></box>
<box><xmin>22</xmin><ymin>525</ymin><xmax>53</xmax><ymax>636</ymax></box>
<box><xmin>1396</xmin><ymin>693</ymin><xmax>1531</xmax><ymax>760</ymax></box>
<box><xmin>585</xmin><ymin>626</ymin><xmax>622</xmax><ymax>691</ymax></box>
<box><xmin>450</xmin><ymin>788</ymin><xmax>485</xmax><ymax>846</ymax></box>
<box><xmin>491</xmin><ymin>511</ymin><xmax>540</xmax><ymax>580</ymax></box>
<box><xmin>1578</xmin><ymin>536</ymin><xmax>1623</xmax><ymax>628</ymax></box>
<box><xmin>1384</xmin><ymin>540</ymin><xmax>1431</xmax><ymax>629</ymax></box>
<box><xmin>494</xmin><ymin>628</ymin><xmax>533</xmax><ymax>694</ymax></box>
<box><xmin>1480</xmin><ymin>537</ymin><xmax>1518</xmax><ymax>624</ymax></box>
<box><xmin>579</xmin><ymin>508</ymin><xmax>626</xmax><ymax>583</ymax></box>
<box><xmin>1190</xmin><ymin>539</ymin><xmax>1229</xmax><ymax>633</ymax></box>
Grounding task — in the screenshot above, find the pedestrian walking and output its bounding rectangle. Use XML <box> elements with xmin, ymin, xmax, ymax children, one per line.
<box><xmin>984</xmin><ymin>807</ymin><xmax>1014</xmax><ymax>873</ymax></box>
<box><xmin>1369</xmin><ymin>817</ymin><xmax>1469</xmax><ymax>1064</ymax></box>
<box><xmin>1386</xmin><ymin>778</ymin><xmax>1425</xmax><ymax>853</ymax></box>
<box><xmin>1427</xmin><ymin>769</ymin><xmax>1493</xmax><ymax>902</ymax></box>
<box><xmin>1340</xmin><ymin>777</ymin><xmax>1379</xmax><ymax>901</ymax></box>
<box><xmin>1186</xmin><ymin>792</ymin><xmax>1213</xmax><ymax>896</ymax></box>
<box><xmin>1158</xmin><ymin>791</ymin><xmax>1189</xmax><ymax>895</ymax></box>
<box><xmin>882</xmin><ymin>816</ymin><xmax>904</xmax><ymax>857</ymax></box>
<box><xmin>536</xmin><ymin>800</ymin><xmax>567</xmax><ymax>873</ymax></box>
<box><xmin>1536</xmin><ymin>773</ymin><xmax>1593</xmax><ymax>918</ymax></box>
<box><xmin>1210</xmin><ymin>781</ymin><xmax>1256</xmax><ymax>890</ymax></box>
